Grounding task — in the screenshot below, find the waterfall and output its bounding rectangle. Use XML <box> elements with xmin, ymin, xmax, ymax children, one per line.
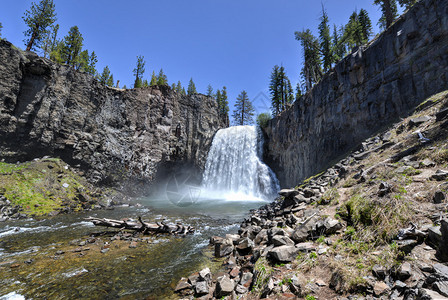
<box><xmin>202</xmin><ymin>125</ymin><xmax>280</xmax><ymax>200</ymax></box>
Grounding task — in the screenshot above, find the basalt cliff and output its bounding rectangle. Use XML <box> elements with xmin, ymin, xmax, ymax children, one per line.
<box><xmin>264</xmin><ymin>0</ymin><xmax>448</xmax><ymax>188</ymax></box>
<box><xmin>0</xmin><ymin>40</ymin><xmax>226</xmax><ymax>190</ymax></box>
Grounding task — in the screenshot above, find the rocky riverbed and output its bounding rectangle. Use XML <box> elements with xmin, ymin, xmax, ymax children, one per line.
<box><xmin>174</xmin><ymin>90</ymin><xmax>448</xmax><ymax>299</ymax></box>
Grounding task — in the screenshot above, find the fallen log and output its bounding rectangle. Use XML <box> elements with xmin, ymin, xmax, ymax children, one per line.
<box><xmin>85</xmin><ymin>216</ymin><xmax>195</xmax><ymax>235</ymax></box>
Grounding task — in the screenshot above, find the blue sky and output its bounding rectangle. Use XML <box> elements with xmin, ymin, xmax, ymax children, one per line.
<box><xmin>1</xmin><ymin>0</ymin><xmax>390</xmax><ymax>118</ymax></box>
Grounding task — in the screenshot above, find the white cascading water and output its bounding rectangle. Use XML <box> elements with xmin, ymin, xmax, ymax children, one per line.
<box><xmin>202</xmin><ymin>125</ymin><xmax>280</xmax><ymax>201</ymax></box>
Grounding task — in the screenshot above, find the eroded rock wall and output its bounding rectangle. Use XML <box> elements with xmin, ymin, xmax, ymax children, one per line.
<box><xmin>0</xmin><ymin>40</ymin><xmax>226</xmax><ymax>188</ymax></box>
<box><xmin>264</xmin><ymin>0</ymin><xmax>448</xmax><ymax>187</ymax></box>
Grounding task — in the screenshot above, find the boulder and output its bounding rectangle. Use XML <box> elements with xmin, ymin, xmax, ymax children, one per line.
<box><xmin>271</xmin><ymin>235</ymin><xmax>295</xmax><ymax>247</ymax></box>
<box><xmin>291</xmin><ymin>226</ymin><xmax>309</xmax><ymax>243</ymax></box>
<box><xmin>296</xmin><ymin>242</ymin><xmax>316</xmax><ymax>252</ymax></box>
<box><xmin>421</xmin><ymin>158</ymin><xmax>436</xmax><ymax>168</ymax></box>
<box><xmin>440</xmin><ymin>219</ymin><xmax>448</xmax><ymax>262</ymax></box>
<box><xmin>216</xmin><ymin>275</ymin><xmax>235</xmax><ymax>297</ymax></box>
<box><xmin>434</xmin><ymin>191</ymin><xmax>446</xmax><ymax>204</ymax></box>
<box><xmin>322</xmin><ymin>217</ymin><xmax>342</xmax><ymax>235</ymax></box>
<box><xmin>239</xmin><ymin>272</ymin><xmax>253</xmax><ymax>288</ymax></box>
<box><xmin>398</xmin><ymin>262</ymin><xmax>412</xmax><ymax>280</ymax></box>
<box><xmin>235</xmin><ymin>284</ymin><xmax>248</xmax><ymax>294</ymax></box>
<box><xmin>434</xmin><ymin>281</ymin><xmax>448</xmax><ymax>297</ymax></box>
<box><xmin>236</xmin><ymin>237</ymin><xmax>254</xmax><ymax>255</ymax></box>
<box><xmin>268</xmin><ymin>245</ymin><xmax>298</xmax><ymax>263</ymax></box>
<box><xmin>199</xmin><ymin>267</ymin><xmax>212</xmax><ymax>282</ymax></box>
<box><xmin>279</xmin><ymin>189</ymin><xmax>300</xmax><ymax>198</ymax></box>
<box><xmin>431</xmin><ymin>170</ymin><xmax>448</xmax><ymax>181</ymax></box>
<box><xmin>419</xmin><ymin>289</ymin><xmax>448</xmax><ymax>300</ymax></box>
<box><xmin>175</xmin><ymin>277</ymin><xmax>192</xmax><ymax>293</ymax></box>
<box><xmin>195</xmin><ymin>281</ymin><xmax>209</xmax><ymax>296</ymax></box>
<box><xmin>254</xmin><ymin>229</ymin><xmax>268</xmax><ymax>245</ymax></box>
<box><xmin>215</xmin><ymin>238</ymin><xmax>234</xmax><ymax>258</ymax></box>
<box><xmin>373</xmin><ymin>281</ymin><xmax>390</xmax><ymax>296</ymax></box>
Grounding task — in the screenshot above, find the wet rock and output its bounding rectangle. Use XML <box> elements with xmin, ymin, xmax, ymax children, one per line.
<box><xmin>175</xmin><ymin>277</ymin><xmax>192</xmax><ymax>293</ymax></box>
<box><xmin>195</xmin><ymin>281</ymin><xmax>209</xmax><ymax>296</ymax></box>
<box><xmin>268</xmin><ymin>245</ymin><xmax>298</xmax><ymax>263</ymax></box>
<box><xmin>374</xmin><ymin>281</ymin><xmax>390</xmax><ymax>296</ymax></box>
<box><xmin>434</xmin><ymin>191</ymin><xmax>446</xmax><ymax>204</ymax></box>
<box><xmin>431</xmin><ymin>170</ymin><xmax>448</xmax><ymax>181</ymax></box>
<box><xmin>216</xmin><ymin>275</ymin><xmax>235</xmax><ymax>297</ymax></box>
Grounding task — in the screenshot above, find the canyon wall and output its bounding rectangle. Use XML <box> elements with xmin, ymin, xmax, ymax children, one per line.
<box><xmin>264</xmin><ymin>0</ymin><xmax>448</xmax><ymax>188</ymax></box>
<box><xmin>0</xmin><ymin>40</ymin><xmax>226</xmax><ymax>188</ymax></box>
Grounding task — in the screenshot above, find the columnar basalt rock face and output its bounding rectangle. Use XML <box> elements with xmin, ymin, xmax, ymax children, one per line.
<box><xmin>0</xmin><ymin>40</ymin><xmax>226</xmax><ymax>187</ymax></box>
<box><xmin>264</xmin><ymin>0</ymin><xmax>448</xmax><ymax>188</ymax></box>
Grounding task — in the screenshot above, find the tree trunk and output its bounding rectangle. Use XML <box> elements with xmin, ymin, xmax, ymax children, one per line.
<box><xmin>26</xmin><ymin>29</ymin><xmax>38</xmax><ymax>51</ymax></box>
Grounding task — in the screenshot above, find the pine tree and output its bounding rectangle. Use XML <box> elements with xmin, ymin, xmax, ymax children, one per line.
<box><xmin>84</xmin><ymin>51</ymin><xmax>97</xmax><ymax>76</ymax></box>
<box><xmin>182</xmin><ymin>87</ymin><xmax>186</xmax><ymax>96</ymax></box>
<box><xmin>397</xmin><ymin>0</ymin><xmax>418</xmax><ymax>9</ymax></box>
<box><xmin>106</xmin><ymin>74</ymin><xmax>114</xmax><ymax>87</ymax></box>
<box><xmin>358</xmin><ymin>9</ymin><xmax>373</xmax><ymax>44</ymax></box>
<box><xmin>76</xmin><ymin>49</ymin><xmax>89</xmax><ymax>71</ymax></box>
<box><xmin>206</xmin><ymin>84</ymin><xmax>213</xmax><ymax>97</ymax></box>
<box><xmin>220</xmin><ymin>86</ymin><xmax>229</xmax><ymax>122</ymax></box>
<box><xmin>62</xmin><ymin>25</ymin><xmax>83</xmax><ymax>66</ymax></box>
<box><xmin>150</xmin><ymin>71</ymin><xmax>157</xmax><ymax>86</ymax></box>
<box><xmin>22</xmin><ymin>0</ymin><xmax>57</xmax><ymax>51</ymax></box>
<box><xmin>133</xmin><ymin>55</ymin><xmax>145</xmax><ymax>88</ymax></box>
<box><xmin>374</xmin><ymin>0</ymin><xmax>398</xmax><ymax>29</ymax></box>
<box><xmin>171</xmin><ymin>83</ymin><xmax>176</xmax><ymax>90</ymax></box>
<box><xmin>319</xmin><ymin>5</ymin><xmax>333</xmax><ymax>72</ymax></box>
<box><xmin>156</xmin><ymin>68</ymin><xmax>168</xmax><ymax>85</ymax></box>
<box><xmin>232</xmin><ymin>90</ymin><xmax>255</xmax><ymax>126</ymax></box>
<box><xmin>295</xmin><ymin>29</ymin><xmax>322</xmax><ymax>92</ymax></box>
<box><xmin>187</xmin><ymin>78</ymin><xmax>197</xmax><ymax>95</ymax></box>
<box><xmin>143</xmin><ymin>79</ymin><xmax>149</xmax><ymax>87</ymax></box>
<box><xmin>295</xmin><ymin>83</ymin><xmax>303</xmax><ymax>101</ymax></box>
<box><xmin>99</xmin><ymin>66</ymin><xmax>111</xmax><ymax>85</ymax></box>
<box><xmin>0</xmin><ymin>22</ymin><xmax>2</xmax><ymax>38</ymax></box>
<box><xmin>176</xmin><ymin>81</ymin><xmax>183</xmax><ymax>94</ymax></box>
<box><xmin>332</xmin><ymin>24</ymin><xmax>345</xmax><ymax>62</ymax></box>
<box><xmin>49</xmin><ymin>40</ymin><xmax>64</xmax><ymax>64</ymax></box>
<box><xmin>269</xmin><ymin>65</ymin><xmax>281</xmax><ymax>115</ymax></box>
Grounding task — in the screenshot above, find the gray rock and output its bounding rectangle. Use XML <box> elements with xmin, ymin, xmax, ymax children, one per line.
<box><xmin>378</xmin><ymin>182</ymin><xmax>391</xmax><ymax>197</ymax></box>
<box><xmin>409</xmin><ymin>116</ymin><xmax>431</xmax><ymax>127</ymax></box>
<box><xmin>434</xmin><ymin>281</ymin><xmax>448</xmax><ymax>297</ymax></box>
<box><xmin>372</xmin><ymin>265</ymin><xmax>387</xmax><ymax>279</ymax></box>
<box><xmin>254</xmin><ymin>229</ymin><xmax>268</xmax><ymax>245</ymax></box>
<box><xmin>0</xmin><ymin>40</ymin><xmax>226</xmax><ymax>188</ymax></box>
<box><xmin>215</xmin><ymin>238</ymin><xmax>234</xmax><ymax>258</ymax></box>
<box><xmin>440</xmin><ymin>219</ymin><xmax>448</xmax><ymax>262</ymax></box>
<box><xmin>322</xmin><ymin>217</ymin><xmax>342</xmax><ymax>234</ymax></box>
<box><xmin>235</xmin><ymin>284</ymin><xmax>247</xmax><ymax>294</ymax></box>
<box><xmin>195</xmin><ymin>281</ymin><xmax>209</xmax><ymax>296</ymax></box>
<box><xmin>271</xmin><ymin>235</ymin><xmax>295</xmax><ymax>246</ymax></box>
<box><xmin>427</xmin><ymin>226</ymin><xmax>442</xmax><ymax>247</ymax></box>
<box><xmin>398</xmin><ymin>262</ymin><xmax>412</xmax><ymax>280</ymax></box>
<box><xmin>419</xmin><ymin>288</ymin><xmax>448</xmax><ymax>300</ymax></box>
<box><xmin>296</xmin><ymin>242</ymin><xmax>316</xmax><ymax>252</ymax></box>
<box><xmin>432</xmin><ymin>170</ymin><xmax>448</xmax><ymax>181</ymax></box>
<box><xmin>239</xmin><ymin>272</ymin><xmax>253</xmax><ymax>287</ymax></box>
<box><xmin>236</xmin><ymin>237</ymin><xmax>254</xmax><ymax>255</ymax></box>
<box><xmin>268</xmin><ymin>245</ymin><xmax>298</xmax><ymax>262</ymax></box>
<box><xmin>175</xmin><ymin>277</ymin><xmax>192</xmax><ymax>292</ymax></box>
<box><xmin>421</xmin><ymin>158</ymin><xmax>436</xmax><ymax>168</ymax></box>
<box><xmin>216</xmin><ymin>275</ymin><xmax>235</xmax><ymax>297</ymax></box>
<box><xmin>291</xmin><ymin>225</ymin><xmax>309</xmax><ymax>243</ymax></box>
<box><xmin>199</xmin><ymin>267</ymin><xmax>212</xmax><ymax>282</ymax></box>
<box><xmin>434</xmin><ymin>263</ymin><xmax>448</xmax><ymax>280</ymax></box>
<box><xmin>279</xmin><ymin>189</ymin><xmax>300</xmax><ymax>198</ymax></box>
<box><xmin>396</xmin><ymin>239</ymin><xmax>418</xmax><ymax>253</ymax></box>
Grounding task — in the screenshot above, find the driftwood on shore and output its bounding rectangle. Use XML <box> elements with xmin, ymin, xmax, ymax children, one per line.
<box><xmin>85</xmin><ymin>216</ymin><xmax>195</xmax><ymax>235</ymax></box>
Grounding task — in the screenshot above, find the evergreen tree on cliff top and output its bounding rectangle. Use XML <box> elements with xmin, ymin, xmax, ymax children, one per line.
<box><xmin>187</xmin><ymin>78</ymin><xmax>197</xmax><ymax>95</ymax></box>
<box><xmin>269</xmin><ymin>65</ymin><xmax>294</xmax><ymax>116</ymax></box>
<box><xmin>374</xmin><ymin>0</ymin><xmax>398</xmax><ymax>29</ymax></box>
<box><xmin>61</xmin><ymin>26</ymin><xmax>83</xmax><ymax>67</ymax></box>
<box><xmin>133</xmin><ymin>55</ymin><xmax>145</xmax><ymax>88</ymax></box>
<box><xmin>318</xmin><ymin>5</ymin><xmax>333</xmax><ymax>72</ymax></box>
<box><xmin>232</xmin><ymin>90</ymin><xmax>255</xmax><ymax>126</ymax></box>
<box><xmin>23</xmin><ymin>0</ymin><xmax>57</xmax><ymax>51</ymax></box>
<box><xmin>295</xmin><ymin>29</ymin><xmax>322</xmax><ymax>92</ymax></box>
<box><xmin>0</xmin><ymin>22</ymin><xmax>3</xmax><ymax>38</ymax></box>
<box><xmin>156</xmin><ymin>68</ymin><xmax>168</xmax><ymax>85</ymax></box>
